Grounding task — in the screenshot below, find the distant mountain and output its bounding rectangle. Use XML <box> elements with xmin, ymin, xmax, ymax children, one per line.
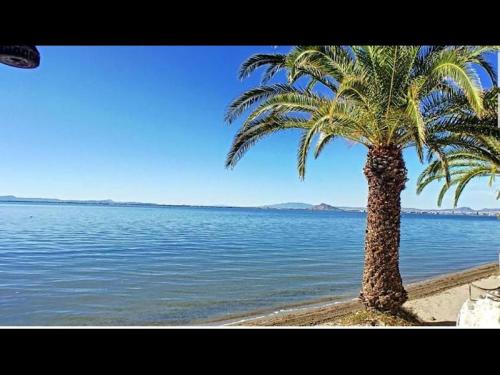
<box><xmin>0</xmin><ymin>195</ymin><xmax>116</xmax><ymax>204</ymax></box>
<box><xmin>0</xmin><ymin>195</ymin><xmax>61</xmax><ymax>202</ymax></box>
<box><xmin>260</xmin><ymin>202</ymin><xmax>499</xmax><ymax>216</ymax></box>
<box><xmin>260</xmin><ymin>202</ymin><xmax>313</xmax><ymax>210</ymax></box>
<box><xmin>311</xmin><ymin>203</ymin><xmax>342</xmax><ymax>211</ymax></box>
<box><xmin>454</xmin><ymin>207</ymin><xmax>475</xmax><ymax>212</ymax></box>
<box><xmin>260</xmin><ymin>202</ymin><xmax>343</xmax><ymax>211</ymax></box>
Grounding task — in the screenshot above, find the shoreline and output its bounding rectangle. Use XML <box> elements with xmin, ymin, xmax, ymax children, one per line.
<box><xmin>200</xmin><ymin>262</ymin><xmax>498</xmax><ymax>326</ymax></box>
<box><xmin>1</xmin><ymin>200</ymin><xmax>498</xmax><ymax>217</ymax></box>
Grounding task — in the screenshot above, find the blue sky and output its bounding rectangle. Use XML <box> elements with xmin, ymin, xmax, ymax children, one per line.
<box><xmin>0</xmin><ymin>46</ymin><xmax>498</xmax><ymax>209</ymax></box>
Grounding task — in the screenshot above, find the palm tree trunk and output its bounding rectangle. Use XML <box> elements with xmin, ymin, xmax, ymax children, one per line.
<box><xmin>360</xmin><ymin>145</ymin><xmax>408</xmax><ymax>312</ymax></box>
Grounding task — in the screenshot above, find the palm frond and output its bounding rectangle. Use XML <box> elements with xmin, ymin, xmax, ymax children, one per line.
<box><xmin>226</xmin><ymin>45</ymin><xmax>498</xmax><ymax>193</ymax></box>
<box><xmin>238</xmin><ymin>54</ymin><xmax>286</xmax><ymax>81</ymax></box>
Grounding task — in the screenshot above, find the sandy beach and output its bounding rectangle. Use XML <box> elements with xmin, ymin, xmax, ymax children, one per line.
<box><xmin>223</xmin><ymin>262</ymin><xmax>499</xmax><ymax>326</ymax></box>
<box><xmin>404</xmin><ymin>274</ymin><xmax>500</xmax><ymax>325</ymax></box>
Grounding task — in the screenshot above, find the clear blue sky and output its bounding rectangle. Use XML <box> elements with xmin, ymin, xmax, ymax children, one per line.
<box><xmin>0</xmin><ymin>46</ymin><xmax>498</xmax><ymax>209</ymax></box>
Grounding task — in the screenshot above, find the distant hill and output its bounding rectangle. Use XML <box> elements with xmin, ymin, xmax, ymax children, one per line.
<box><xmin>454</xmin><ymin>207</ymin><xmax>475</xmax><ymax>212</ymax></box>
<box><xmin>260</xmin><ymin>202</ymin><xmax>313</xmax><ymax>210</ymax></box>
<box><xmin>0</xmin><ymin>195</ymin><xmax>116</xmax><ymax>204</ymax></box>
<box><xmin>260</xmin><ymin>202</ymin><xmax>342</xmax><ymax>211</ymax></box>
<box><xmin>0</xmin><ymin>195</ymin><xmax>149</xmax><ymax>207</ymax></box>
<box><xmin>0</xmin><ymin>195</ymin><xmax>61</xmax><ymax>202</ymax></box>
<box><xmin>260</xmin><ymin>202</ymin><xmax>499</xmax><ymax>215</ymax></box>
<box><xmin>311</xmin><ymin>203</ymin><xmax>342</xmax><ymax>211</ymax></box>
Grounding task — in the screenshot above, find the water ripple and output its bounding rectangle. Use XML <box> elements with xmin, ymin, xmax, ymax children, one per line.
<box><xmin>0</xmin><ymin>203</ymin><xmax>498</xmax><ymax>325</ymax></box>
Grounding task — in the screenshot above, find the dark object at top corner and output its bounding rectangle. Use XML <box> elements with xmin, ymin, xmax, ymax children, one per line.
<box><xmin>0</xmin><ymin>45</ymin><xmax>40</xmax><ymax>69</ymax></box>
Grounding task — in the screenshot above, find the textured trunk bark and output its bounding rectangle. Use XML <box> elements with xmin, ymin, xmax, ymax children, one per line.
<box><xmin>360</xmin><ymin>145</ymin><xmax>408</xmax><ymax>312</ymax></box>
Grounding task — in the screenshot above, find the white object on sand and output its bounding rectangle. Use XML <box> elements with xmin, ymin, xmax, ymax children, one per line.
<box><xmin>457</xmin><ymin>296</ymin><xmax>500</xmax><ymax>327</ymax></box>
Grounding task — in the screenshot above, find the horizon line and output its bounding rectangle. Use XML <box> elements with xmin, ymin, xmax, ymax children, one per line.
<box><xmin>0</xmin><ymin>194</ymin><xmax>498</xmax><ymax>212</ymax></box>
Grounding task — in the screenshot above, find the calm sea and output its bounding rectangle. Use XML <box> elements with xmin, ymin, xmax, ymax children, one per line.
<box><xmin>0</xmin><ymin>202</ymin><xmax>498</xmax><ymax>325</ymax></box>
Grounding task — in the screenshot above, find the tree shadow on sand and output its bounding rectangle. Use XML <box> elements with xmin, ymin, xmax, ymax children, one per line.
<box><xmin>398</xmin><ymin>308</ymin><xmax>456</xmax><ymax>326</ymax></box>
<box><xmin>420</xmin><ymin>320</ymin><xmax>456</xmax><ymax>326</ymax></box>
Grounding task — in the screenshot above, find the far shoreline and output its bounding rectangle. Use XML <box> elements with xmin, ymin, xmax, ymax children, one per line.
<box><xmin>1</xmin><ymin>200</ymin><xmax>498</xmax><ymax>218</ymax></box>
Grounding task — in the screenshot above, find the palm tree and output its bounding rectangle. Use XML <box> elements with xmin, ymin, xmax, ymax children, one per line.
<box><xmin>417</xmin><ymin>88</ymin><xmax>500</xmax><ymax>206</ymax></box>
<box><xmin>225</xmin><ymin>46</ymin><xmax>499</xmax><ymax>313</ymax></box>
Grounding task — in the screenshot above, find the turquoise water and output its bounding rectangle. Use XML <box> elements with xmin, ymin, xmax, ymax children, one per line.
<box><xmin>0</xmin><ymin>202</ymin><xmax>498</xmax><ymax>325</ymax></box>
